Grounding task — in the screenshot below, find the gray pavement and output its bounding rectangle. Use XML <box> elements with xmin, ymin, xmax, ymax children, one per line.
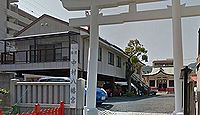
<box><xmin>98</xmin><ymin>93</ymin><xmax>174</xmax><ymax>115</ymax></box>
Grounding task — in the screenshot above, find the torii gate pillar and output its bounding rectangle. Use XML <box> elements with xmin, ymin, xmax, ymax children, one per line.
<box><xmin>172</xmin><ymin>0</ymin><xmax>184</xmax><ymax>114</ymax></box>
<box><xmin>84</xmin><ymin>1</ymin><xmax>99</xmax><ymax>115</ymax></box>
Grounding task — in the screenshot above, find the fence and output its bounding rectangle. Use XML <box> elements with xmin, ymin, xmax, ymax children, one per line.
<box><xmin>1</xmin><ymin>47</ymin><xmax>70</xmax><ymax>64</ymax></box>
<box><xmin>0</xmin><ymin>101</ymin><xmax>64</xmax><ymax>115</ymax></box>
<box><xmin>9</xmin><ymin>78</ymin><xmax>85</xmax><ymax>115</ymax></box>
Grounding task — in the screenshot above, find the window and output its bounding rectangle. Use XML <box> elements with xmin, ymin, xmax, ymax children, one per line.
<box><xmin>30</xmin><ymin>43</ymin><xmax>62</xmax><ymax>62</ymax></box>
<box><xmin>169</xmin><ymin>80</ymin><xmax>174</xmax><ymax>87</ymax></box>
<box><xmin>55</xmin><ymin>43</ymin><xmax>62</xmax><ymax>61</ymax></box>
<box><xmin>78</xmin><ymin>50</ymin><xmax>80</xmax><ymax>63</ymax></box>
<box><xmin>108</xmin><ymin>52</ymin><xmax>114</xmax><ymax>65</ymax></box>
<box><xmin>116</xmin><ymin>56</ymin><xmax>121</xmax><ymax>67</ymax></box>
<box><xmin>149</xmin><ymin>80</ymin><xmax>155</xmax><ymax>87</ymax></box>
<box><xmin>98</xmin><ymin>47</ymin><xmax>102</xmax><ymax>61</ymax></box>
<box><xmin>30</xmin><ymin>45</ymin><xmax>35</xmax><ymax>62</ymax></box>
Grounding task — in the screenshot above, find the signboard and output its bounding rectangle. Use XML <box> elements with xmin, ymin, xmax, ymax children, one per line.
<box><xmin>70</xmin><ymin>44</ymin><xmax>78</xmax><ymax>108</ymax></box>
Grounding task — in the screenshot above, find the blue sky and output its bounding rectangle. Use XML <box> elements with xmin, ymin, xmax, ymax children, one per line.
<box><xmin>17</xmin><ymin>0</ymin><xmax>200</xmax><ymax>65</ymax></box>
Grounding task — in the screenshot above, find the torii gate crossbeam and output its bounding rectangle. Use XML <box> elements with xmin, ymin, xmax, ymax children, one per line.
<box><xmin>60</xmin><ymin>0</ymin><xmax>200</xmax><ymax>115</ymax></box>
<box><xmin>69</xmin><ymin>5</ymin><xmax>200</xmax><ymax>26</ymax></box>
<box><xmin>62</xmin><ymin>0</ymin><xmax>164</xmax><ymax>11</ymax></box>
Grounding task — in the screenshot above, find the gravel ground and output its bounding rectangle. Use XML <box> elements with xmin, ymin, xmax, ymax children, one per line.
<box><xmin>98</xmin><ymin>93</ymin><xmax>175</xmax><ymax>115</ymax></box>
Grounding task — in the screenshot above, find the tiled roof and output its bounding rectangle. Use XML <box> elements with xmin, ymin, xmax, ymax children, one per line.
<box><xmin>143</xmin><ymin>67</ymin><xmax>174</xmax><ymax>76</ymax></box>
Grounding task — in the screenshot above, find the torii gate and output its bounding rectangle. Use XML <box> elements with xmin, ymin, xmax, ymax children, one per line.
<box><xmin>60</xmin><ymin>0</ymin><xmax>200</xmax><ymax>115</ymax></box>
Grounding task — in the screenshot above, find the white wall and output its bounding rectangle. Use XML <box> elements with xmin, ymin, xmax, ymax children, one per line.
<box><xmin>19</xmin><ymin>16</ymin><xmax>77</xmax><ymax>36</ymax></box>
<box><xmin>82</xmin><ymin>38</ymin><xmax>127</xmax><ymax>79</ymax></box>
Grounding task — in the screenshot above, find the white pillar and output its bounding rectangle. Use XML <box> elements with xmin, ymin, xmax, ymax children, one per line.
<box><xmin>0</xmin><ymin>0</ymin><xmax>7</xmax><ymax>53</ymax></box>
<box><xmin>0</xmin><ymin>0</ymin><xmax>7</xmax><ymax>39</ymax></box>
<box><xmin>172</xmin><ymin>0</ymin><xmax>184</xmax><ymax>114</ymax></box>
<box><xmin>129</xmin><ymin>2</ymin><xmax>136</xmax><ymax>13</ymax></box>
<box><xmin>155</xmin><ymin>79</ymin><xmax>157</xmax><ymax>88</ymax></box>
<box><xmin>85</xmin><ymin>1</ymin><xmax>99</xmax><ymax>115</ymax></box>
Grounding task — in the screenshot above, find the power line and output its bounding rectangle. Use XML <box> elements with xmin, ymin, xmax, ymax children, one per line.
<box><xmin>19</xmin><ymin>0</ymin><xmax>44</xmax><ymax>16</ymax></box>
<box><xmin>18</xmin><ymin>3</ymin><xmax>41</xmax><ymax>17</ymax></box>
<box><xmin>30</xmin><ymin>0</ymin><xmax>62</xmax><ymax>18</ymax></box>
<box><xmin>22</xmin><ymin>0</ymin><xmax>61</xmax><ymax>19</ymax></box>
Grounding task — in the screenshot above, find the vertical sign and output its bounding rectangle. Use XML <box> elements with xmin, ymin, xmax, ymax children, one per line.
<box><xmin>70</xmin><ymin>44</ymin><xmax>78</xmax><ymax>108</ymax></box>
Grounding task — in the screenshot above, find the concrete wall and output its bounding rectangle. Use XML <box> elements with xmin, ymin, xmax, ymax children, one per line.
<box><xmin>0</xmin><ymin>72</ymin><xmax>15</xmax><ymax>107</ymax></box>
<box><xmin>10</xmin><ymin>78</ymin><xmax>85</xmax><ymax>115</ymax></box>
<box><xmin>0</xmin><ymin>1</ymin><xmax>7</xmax><ymax>39</ymax></box>
<box><xmin>0</xmin><ymin>72</ymin><xmax>15</xmax><ymax>90</ymax></box>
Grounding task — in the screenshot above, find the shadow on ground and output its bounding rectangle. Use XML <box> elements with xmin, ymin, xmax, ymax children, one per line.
<box><xmin>97</xmin><ymin>95</ymin><xmax>158</xmax><ymax>110</ymax></box>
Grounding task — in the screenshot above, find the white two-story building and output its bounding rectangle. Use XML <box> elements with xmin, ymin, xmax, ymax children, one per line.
<box><xmin>0</xmin><ymin>14</ymin><xmax>128</xmax><ymax>87</ymax></box>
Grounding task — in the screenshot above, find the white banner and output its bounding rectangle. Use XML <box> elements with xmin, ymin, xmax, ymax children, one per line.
<box><xmin>70</xmin><ymin>44</ymin><xmax>78</xmax><ymax>108</ymax></box>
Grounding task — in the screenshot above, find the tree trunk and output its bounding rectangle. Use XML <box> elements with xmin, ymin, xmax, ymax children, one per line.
<box><xmin>128</xmin><ymin>76</ymin><xmax>131</xmax><ymax>93</ymax></box>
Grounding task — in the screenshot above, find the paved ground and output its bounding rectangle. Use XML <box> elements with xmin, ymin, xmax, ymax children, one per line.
<box><xmin>98</xmin><ymin>93</ymin><xmax>175</xmax><ymax>115</ymax></box>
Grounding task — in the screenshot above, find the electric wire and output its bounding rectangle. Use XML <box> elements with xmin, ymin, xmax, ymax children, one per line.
<box><xmin>22</xmin><ymin>0</ymin><xmax>61</xmax><ymax>19</ymax></box>
<box><xmin>29</xmin><ymin>0</ymin><xmax>62</xmax><ymax>18</ymax></box>
<box><xmin>18</xmin><ymin>3</ymin><xmax>40</xmax><ymax>17</ymax></box>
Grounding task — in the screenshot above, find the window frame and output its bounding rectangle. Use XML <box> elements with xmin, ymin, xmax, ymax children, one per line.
<box><xmin>108</xmin><ymin>52</ymin><xmax>114</xmax><ymax>65</ymax></box>
<box><xmin>98</xmin><ymin>47</ymin><xmax>102</xmax><ymax>61</ymax></box>
<box><xmin>169</xmin><ymin>80</ymin><xmax>174</xmax><ymax>87</ymax></box>
<box><xmin>149</xmin><ymin>80</ymin><xmax>155</xmax><ymax>87</ymax></box>
<box><xmin>116</xmin><ymin>56</ymin><xmax>121</xmax><ymax>68</ymax></box>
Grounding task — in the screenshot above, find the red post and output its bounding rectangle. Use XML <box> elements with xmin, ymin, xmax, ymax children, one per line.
<box><xmin>17</xmin><ymin>101</ymin><xmax>64</xmax><ymax>115</ymax></box>
<box><xmin>60</xmin><ymin>101</ymin><xmax>64</xmax><ymax>115</ymax></box>
<box><xmin>38</xmin><ymin>110</ymin><xmax>43</xmax><ymax>115</ymax></box>
<box><xmin>58</xmin><ymin>107</ymin><xmax>61</xmax><ymax>115</ymax></box>
<box><xmin>47</xmin><ymin>109</ymin><xmax>51</xmax><ymax>115</ymax></box>
<box><xmin>43</xmin><ymin>109</ymin><xmax>47</xmax><ymax>115</ymax></box>
<box><xmin>54</xmin><ymin>108</ymin><xmax>57</xmax><ymax>115</ymax></box>
<box><xmin>57</xmin><ymin>108</ymin><xmax>60</xmax><ymax>115</ymax></box>
<box><xmin>51</xmin><ymin>109</ymin><xmax>55</xmax><ymax>115</ymax></box>
<box><xmin>34</xmin><ymin>104</ymin><xmax>40</xmax><ymax>114</ymax></box>
<box><xmin>31</xmin><ymin>110</ymin><xmax>36</xmax><ymax>115</ymax></box>
<box><xmin>0</xmin><ymin>109</ymin><xmax>2</xmax><ymax>115</ymax></box>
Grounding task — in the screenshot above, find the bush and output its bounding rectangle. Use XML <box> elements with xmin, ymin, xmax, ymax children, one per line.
<box><xmin>0</xmin><ymin>88</ymin><xmax>10</xmax><ymax>107</ymax></box>
<box><xmin>0</xmin><ymin>88</ymin><xmax>9</xmax><ymax>95</ymax></box>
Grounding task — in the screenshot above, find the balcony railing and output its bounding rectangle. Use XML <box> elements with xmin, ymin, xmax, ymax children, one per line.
<box><xmin>1</xmin><ymin>47</ymin><xmax>70</xmax><ymax>64</ymax></box>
